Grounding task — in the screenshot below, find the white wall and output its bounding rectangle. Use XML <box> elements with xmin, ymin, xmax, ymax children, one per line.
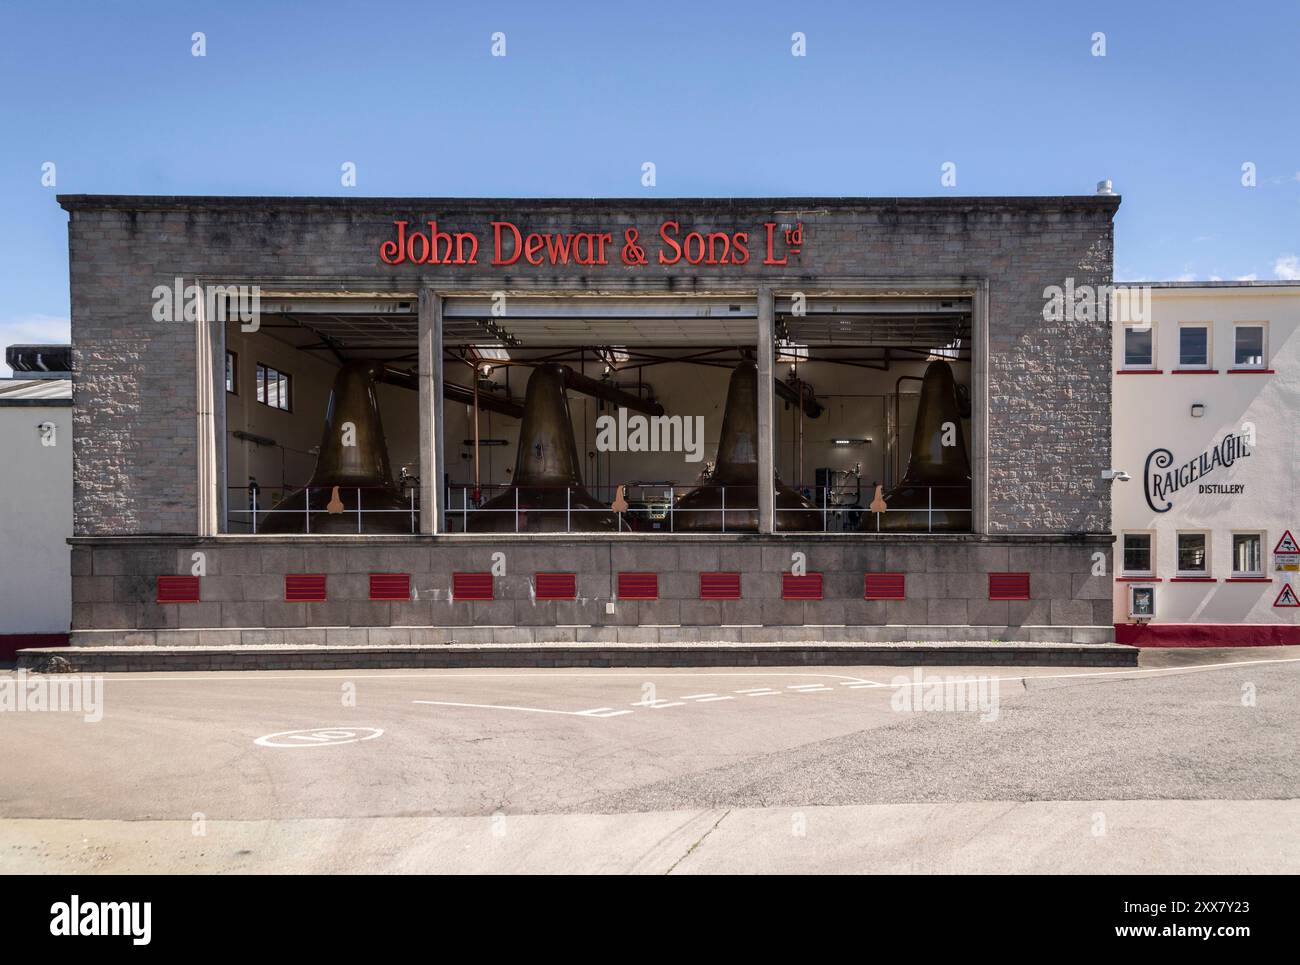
<box><xmin>1112</xmin><ymin>285</ymin><xmax>1300</xmax><ymax>626</ymax></box>
<box><xmin>0</xmin><ymin>404</ymin><xmax>72</xmax><ymax>633</ymax></box>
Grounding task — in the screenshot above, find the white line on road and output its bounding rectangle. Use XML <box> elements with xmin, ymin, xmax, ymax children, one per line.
<box><xmin>413</xmin><ymin>699</ymin><xmax>603</xmax><ymax>717</ymax></box>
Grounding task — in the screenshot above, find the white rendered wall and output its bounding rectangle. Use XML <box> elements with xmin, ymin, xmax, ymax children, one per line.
<box><xmin>1112</xmin><ymin>286</ymin><xmax>1300</xmax><ymax>627</ymax></box>
<box><xmin>0</xmin><ymin>404</ymin><xmax>72</xmax><ymax>633</ymax></box>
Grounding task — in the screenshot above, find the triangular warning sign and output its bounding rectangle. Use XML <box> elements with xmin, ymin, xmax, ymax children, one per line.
<box><xmin>1274</xmin><ymin>583</ymin><xmax>1300</xmax><ymax>608</ymax></box>
<box><xmin>1274</xmin><ymin>530</ymin><xmax>1300</xmax><ymax>554</ymax></box>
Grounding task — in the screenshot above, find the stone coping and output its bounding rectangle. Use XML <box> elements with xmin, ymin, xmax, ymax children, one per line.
<box><xmin>29</xmin><ymin>640</ymin><xmax>1134</xmax><ymax>653</ymax></box>
<box><xmin>57</xmin><ymin>194</ymin><xmax>1123</xmax><ymax>214</ymax></box>
<box><xmin>68</xmin><ymin>532</ymin><xmax>1116</xmax><ymax>546</ymax></box>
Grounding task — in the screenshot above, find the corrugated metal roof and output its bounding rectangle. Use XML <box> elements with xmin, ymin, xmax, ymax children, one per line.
<box><xmin>0</xmin><ymin>378</ymin><xmax>72</xmax><ymax>402</ymax></box>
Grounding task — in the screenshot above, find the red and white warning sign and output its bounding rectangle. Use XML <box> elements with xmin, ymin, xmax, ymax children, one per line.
<box><xmin>1274</xmin><ymin>531</ymin><xmax>1300</xmax><ymax>572</ymax></box>
<box><xmin>1274</xmin><ymin>583</ymin><xmax>1300</xmax><ymax>608</ymax></box>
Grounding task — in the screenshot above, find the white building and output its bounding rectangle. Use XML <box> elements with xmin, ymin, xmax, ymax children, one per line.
<box><xmin>0</xmin><ymin>345</ymin><xmax>73</xmax><ymax>657</ymax></box>
<box><xmin>1112</xmin><ymin>283</ymin><xmax>1300</xmax><ymax>645</ymax></box>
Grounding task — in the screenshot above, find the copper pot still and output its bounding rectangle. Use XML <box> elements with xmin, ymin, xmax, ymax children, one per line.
<box><xmin>259</xmin><ymin>361</ymin><xmax>413</xmax><ymax>534</ymax></box>
<box><xmin>673</xmin><ymin>361</ymin><xmax>821</xmax><ymax>532</ymax></box>
<box><xmin>862</xmin><ymin>359</ymin><xmax>971</xmax><ymax>532</ymax></box>
<box><xmin>467</xmin><ymin>364</ymin><xmax>618</xmax><ymax>532</ymax></box>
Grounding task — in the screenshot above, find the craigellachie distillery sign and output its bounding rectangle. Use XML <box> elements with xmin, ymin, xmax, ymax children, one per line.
<box><xmin>1144</xmin><ymin>431</ymin><xmax>1252</xmax><ymax>513</ymax></box>
<box><xmin>378</xmin><ymin>219</ymin><xmax>806</xmax><ymax>267</ymax></box>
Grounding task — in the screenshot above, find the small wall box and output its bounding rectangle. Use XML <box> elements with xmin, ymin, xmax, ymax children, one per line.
<box><xmin>1128</xmin><ymin>584</ymin><xmax>1156</xmax><ymax>620</ymax></box>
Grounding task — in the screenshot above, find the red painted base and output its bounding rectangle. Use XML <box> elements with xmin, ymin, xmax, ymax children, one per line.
<box><xmin>1115</xmin><ymin>624</ymin><xmax>1300</xmax><ymax>647</ymax></box>
<box><xmin>0</xmin><ymin>633</ymin><xmax>69</xmax><ymax>661</ymax></box>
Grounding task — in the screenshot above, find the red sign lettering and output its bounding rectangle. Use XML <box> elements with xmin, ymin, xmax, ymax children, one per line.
<box><xmin>379</xmin><ymin>220</ymin><xmax>800</xmax><ymax>268</ymax></box>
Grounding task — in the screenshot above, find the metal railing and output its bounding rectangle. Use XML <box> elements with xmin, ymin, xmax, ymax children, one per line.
<box><xmin>224</xmin><ymin>483</ymin><xmax>971</xmax><ymax>535</ymax></box>
<box><xmin>443</xmin><ymin>483</ymin><xmax>972</xmax><ymax>534</ymax></box>
<box><xmin>787</xmin><ymin>484</ymin><xmax>973</xmax><ymax>534</ymax></box>
<box><xmin>226</xmin><ymin>485</ymin><xmax>420</xmax><ymax>534</ymax></box>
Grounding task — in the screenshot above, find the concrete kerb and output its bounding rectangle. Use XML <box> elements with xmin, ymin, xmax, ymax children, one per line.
<box><xmin>16</xmin><ymin>640</ymin><xmax>1139</xmax><ymax>672</ymax></box>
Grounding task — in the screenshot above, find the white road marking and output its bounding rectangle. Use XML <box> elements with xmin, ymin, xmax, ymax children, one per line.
<box><xmin>788</xmin><ymin>684</ymin><xmax>833</xmax><ymax>692</ymax></box>
<box><xmin>634</xmin><ymin>700</ymin><xmax>686</xmax><ymax>709</ymax></box>
<box><xmin>696</xmin><ymin>696</ymin><xmax>735</xmax><ymax>702</ymax></box>
<box><xmin>413</xmin><ymin>699</ymin><xmax>597</xmax><ymax>717</ymax></box>
<box><xmin>576</xmin><ymin>708</ymin><xmax>633</xmax><ymax>718</ymax></box>
<box><xmin>254</xmin><ymin>727</ymin><xmax>383</xmax><ymax>748</ymax></box>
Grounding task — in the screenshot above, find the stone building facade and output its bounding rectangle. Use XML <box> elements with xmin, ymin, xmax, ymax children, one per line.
<box><xmin>61</xmin><ymin>194</ymin><xmax>1119</xmax><ymax>646</ymax></box>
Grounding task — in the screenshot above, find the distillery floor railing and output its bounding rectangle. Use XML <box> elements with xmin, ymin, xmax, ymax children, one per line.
<box><xmin>226</xmin><ymin>484</ymin><xmax>972</xmax><ymax>534</ymax></box>
<box><xmin>442</xmin><ymin>483</ymin><xmax>972</xmax><ymax>534</ymax></box>
<box><xmin>228</xmin><ymin>485</ymin><xmax>421</xmax><ymax>534</ymax></box>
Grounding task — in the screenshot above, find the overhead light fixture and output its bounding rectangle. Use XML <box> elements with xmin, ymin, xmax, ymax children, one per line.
<box><xmin>928</xmin><ymin>338</ymin><xmax>963</xmax><ymax>360</ymax></box>
<box><xmin>597</xmin><ymin>346</ymin><xmax>630</xmax><ymax>371</ymax></box>
<box><xmin>832</xmin><ymin>438</ymin><xmax>870</xmax><ymax>446</ymax></box>
<box><xmin>776</xmin><ymin>340</ymin><xmax>808</xmax><ymax>363</ymax></box>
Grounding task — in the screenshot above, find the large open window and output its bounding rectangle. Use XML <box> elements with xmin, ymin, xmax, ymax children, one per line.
<box><xmin>771</xmin><ymin>295</ymin><xmax>973</xmax><ymax>533</ymax></box>
<box><xmin>217</xmin><ymin>290</ymin><xmax>976</xmax><ymax>536</ymax></box>
<box><xmin>222</xmin><ymin>296</ymin><xmax>420</xmax><ymax>534</ymax></box>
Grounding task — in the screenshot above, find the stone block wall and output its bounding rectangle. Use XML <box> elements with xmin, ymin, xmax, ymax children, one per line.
<box><xmin>70</xmin><ymin>534</ymin><xmax>1114</xmax><ymax>645</ymax></box>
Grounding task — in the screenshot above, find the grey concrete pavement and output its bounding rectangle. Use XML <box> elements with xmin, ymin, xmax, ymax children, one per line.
<box><xmin>1</xmin><ymin>648</ymin><xmax>1297</xmax><ymax>873</ymax></box>
<box><xmin>3</xmin><ymin>801</ymin><xmax>1296</xmax><ymax>874</ymax></box>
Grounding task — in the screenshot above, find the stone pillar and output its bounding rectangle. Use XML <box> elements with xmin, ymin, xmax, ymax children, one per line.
<box><xmin>195</xmin><ymin>281</ymin><xmax>220</xmax><ymax>536</ymax></box>
<box><xmin>756</xmin><ymin>286</ymin><xmax>775</xmax><ymax>534</ymax></box>
<box><xmin>418</xmin><ymin>288</ymin><xmax>445</xmax><ymax>534</ymax></box>
<box><xmin>971</xmin><ymin>280</ymin><xmax>990</xmax><ymax>535</ymax></box>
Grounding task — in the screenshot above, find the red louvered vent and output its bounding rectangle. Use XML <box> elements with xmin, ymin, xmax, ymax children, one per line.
<box><xmin>369</xmin><ymin>573</ymin><xmax>411</xmax><ymax>602</ymax></box>
<box><xmin>617</xmin><ymin>572</ymin><xmax>658</xmax><ymax>600</ymax></box>
<box><xmin>453</xmin><ymin>572</ymin><xmax>494</xmax><ymax>601</ymax></box>
<box><xmin>989</xmin><ymin>572</ymin><xmax>1031</xmax><ymax>600</ymax></box>
<box><xmin>535</xmin><ymin>572</ymin><xmax>576</xmax><ymax>601</ymax></box>
<box><xmin>700</xmin><ymin>572</ymin><xmax>741</xmax><ymax>600</ymax></box>
<box><xmin>284</xmin><ymin>574</ymin><xmax>327</xmax><ymax>603</ymax></box>
<box><xmin>156</xmin><ymin>575</ymin><xmax>200</xmax><ymax>604</ymax></box>
<box><xmin>782</xmin><ymin>573</ymin><xmax>823</xmax><ymax>600</ymax></box>
<box><xmin>865</xmin><ymin>572</ymin><xmax>906</xmax><ymax>600</ymax></box>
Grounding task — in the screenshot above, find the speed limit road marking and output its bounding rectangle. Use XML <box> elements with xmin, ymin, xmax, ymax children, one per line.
<box><xmin>254</xmin><ymin>727</ymin><xmax>384</xmax><ymax>748</ymax></box>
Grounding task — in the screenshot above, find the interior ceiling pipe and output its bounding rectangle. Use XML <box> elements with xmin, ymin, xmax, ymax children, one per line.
<box><xmin>379</xmin><ymin>364</ymin><xmax>524</xmax><ymax>418</ymax></box>
<box><xmin>774</xmin><ymin>377</ymin><xmax>823</xmax><ymax>418</ymax></box>
<box><xmin>556</xmin><ymin>365</ymin><xmax>664</xmax><ymax>417</ymax></box>
<box><xmin>443</xmin><ymin>381</ymin><xmax>524</xmax><ymax>418</ymax></box>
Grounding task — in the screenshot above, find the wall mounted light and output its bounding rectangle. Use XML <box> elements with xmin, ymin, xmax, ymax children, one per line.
<box><xmin>1190</xmin><ymin>403</ymin><xmax>1205</xmax><ymax>418</ymax></box>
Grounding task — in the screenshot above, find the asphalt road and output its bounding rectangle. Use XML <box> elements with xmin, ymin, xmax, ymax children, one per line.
<box><xmin>1</xmin><ymin>647</ymin><xmax>1297</xmax><ymax>873</ymax></box>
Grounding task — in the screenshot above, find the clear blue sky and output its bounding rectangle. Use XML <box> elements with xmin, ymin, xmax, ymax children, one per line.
<box><xmin>1</xmin><ymin>0</ymin><xmax>1296</xmax><ymax>373</ymax></box>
